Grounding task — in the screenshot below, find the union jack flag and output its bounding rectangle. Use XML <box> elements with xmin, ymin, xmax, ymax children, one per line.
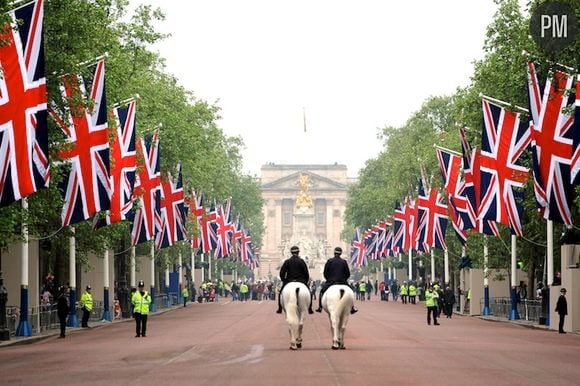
<box><xmin>156</xmin><ymin>164</ymin><xmax>187</xmax><ymax>250</ymax></box>
<box><xmin>199</xmin><ymin>204</ymin><xmax>217</xmax><ymax>254</ymax></box>
<box><xmin>392</xmin><ymin>201</ymin><xmax>406</xmax><ymax>254</ymax></box>
<box><xmin>214</xmin><ymin>199</ymin><xmax>233</xmax><ymax>258</ymax></box>
<box><xmin>479</xmin><ymin>99</ymin><xmax>530</xmax><ymax>236</ymax></box>
<box><xmin>407</xmin><ymin>197</ymin><xmax>418</xmax><ymax>253</ymax></box>
<box><xmin>240</xmin><ymin>228</ymin><xmax>253</xmax><ymax>265</ymax></box>
<box><xmin>0</xmin><ymin>0</ymin><xmax>48</xmax><ymax>205</ymax></box>
<box><xmin>527</xmin><ymin>62</ymin><xmax>574</xmax><ymax>225</ymax></box>
<box><xmin>417</xmin><ymin>177</ymin><xmax>448</xmax><ymax>251</ymax></box>
<box><xmin>384</xmin><ymin>228</ymin><xmax>395</xmax><ymax>257</ymax></box>
<box><xmin>436</xmin><ymin>147</ymin><xmax>468</xmax><ymax>244</ymax></box>
<box><xmin>350</xmin><ymin>228</ymin><xmax>366</xmax><ymax>268</ymax></box>
<box><xmin>231</xmin><ymin>215</ymin><xmax>243</xmax><ymax>260</ymax></box>
<box><xmin>130</xmin><ymin>129</ymin><xmax>160</xmax><ymax>245</ymax></box>
<box><xmin>375</xmin><ymin>221</ymin><xmax>387</xmax><ymax>258</ymax></box>
<box><xmin>50</xmin><ymin>58</ymin><xmax>111</xmax><ymax>226</ymax></box>
<box><xmin>185</xmin><ymin>190</ymin><xmax>204</xmax><ymax>250</ymax></box>
<box><xmin>364</xmin><ymin>228</ymin><xmax>377</xmax><ymax>260</ymax></box>
<box><xmin>106</xmin><ymin>100</ymin><xmax>136</xmax><ymax>224</ymax></box>
<box><xmin>573</xmin><ymin>72</ymin><xmax>580</xmax><ymax>185</ymax></box>
<box><xmin>459</xmin><ymin>128</ymin><xmax>499</xmax><ymax>236</ymax></box>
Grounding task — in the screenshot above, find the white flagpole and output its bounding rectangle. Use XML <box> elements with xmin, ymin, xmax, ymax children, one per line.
<box><xmin>430</xmin><ymin>249</ymin><xmax>436</xmax><ymax>282</ymax></box>
<box><xmin>444</xmin><ymin>249</ymin><xmax>449</xmax><ymax>285</ymax></box>
<box><xmin>201</xmin><ymin>253</ymin><xmax>205</xmax><ymax>283</ymax></box>
<box><xmin>408</xmin><ymin>249</ymin><xmax>413</xmax><ymax>281</ymax></box>
<box><xmin>509</xmin><ymin>234</ymin><xmax>520</xmax><ymax>320</ymax></box>
<box><xmin>482</xmin><ymin>236</ymin><xmax>491</xmax><ymax>315</ymax></box>
<box><xmin>547</xmin><ymin>220</ymin><xmax>554</xmax><ymax>285</ymax></box>
<box><xmin>130</xmin><ymin>246</ymin><xmax>136</xmax><ymax>289</ymax></box>
<box><xmin>15</xmin><ymin>198</ymin><xmax>32</xmax><ymax>336</ymax></box>
<box><xmin>150</xmin><ymin>242</ymin><xmax>156</xmax><ymax>312</ymax></box>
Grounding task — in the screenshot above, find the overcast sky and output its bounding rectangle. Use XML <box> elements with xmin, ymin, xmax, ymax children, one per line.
<box><xmin>131</xmin><ymin>0</ymin><xmax>499</xmax><ymax>177</ymax></box>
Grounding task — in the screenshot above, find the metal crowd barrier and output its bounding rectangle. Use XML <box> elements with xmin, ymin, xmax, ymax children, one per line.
<box><xmin>480</xmin><ymin>297</ymin><xmax>542</xmax><ymax>322</ymax></box>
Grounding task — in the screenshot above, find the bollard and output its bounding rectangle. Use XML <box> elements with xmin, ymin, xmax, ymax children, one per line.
<box><xmin>0</xmin><ymin>272</ymin><xmax>10</xmax><ymax>340</ymax></box>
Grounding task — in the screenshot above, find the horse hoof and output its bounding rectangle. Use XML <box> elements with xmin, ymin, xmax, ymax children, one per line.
<box><xmin>340</xmin><ymin>346</ymin><xmax>346</xmax><ymax>350</ymax></box>
<box><xmin>297</xmin><ymin>343</ymin><xmax>302</xmax><ymax>348</ymax></box>
<box><xmin>331</xmin><ymin>345</ymin><xmax>339</xmax><ymax>350</ymax></box>
<box><xmin>289</xmin><ymin>346</ymin><xmax>298</xmax><ymax>350</ymax></box>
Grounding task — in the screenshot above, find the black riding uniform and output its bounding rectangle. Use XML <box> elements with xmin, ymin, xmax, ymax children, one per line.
<box><xmin>277</xmin><ymin>253</ymin><xmax>313</xmax><ymax>313</ymax></box>
<box><xmin>317</xmin><ymin>254</ymin><xmax>357</xmax><ymax>313</ymax></box>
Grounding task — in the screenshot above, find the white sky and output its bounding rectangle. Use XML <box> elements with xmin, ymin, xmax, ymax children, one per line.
<box><xmin>131</xmin><ymin>0</ymin><xmax>499</xmax><ymax>177</ymax></box>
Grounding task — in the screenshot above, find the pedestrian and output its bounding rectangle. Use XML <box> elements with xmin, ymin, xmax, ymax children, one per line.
<box><xmin>555</xmin><ymin>288</ymin><xmax>568</xmax><ymax>334</ymax></box>
<box><xmin>366</xmin><ymin>280</ymin><xmax>373</xmax><ymax>300</ymax></box>
<box><xmin>443</xmin><ymin>285</ymin><xmax>455</xmax><ymax>318</ymax></box>
<box><xmin>408</xmin><ymin>282</ymin><xmax>417</xmax><ymax>304</ymax></box>
<box><xmin>425</xmin><ymin>284</ymin><xmax>440</xmax><ymax>326</ymax></box>
<box><xmin>276</xmin><ymin>246</ymin><xmax>313</xmax><ymax>314</ymax></box>
<box><xmin>182</xmin><ymin>285</ymin><xmax>189</xmax><ymax>307</ymax></box>
<box><xmin>114</xmin><ymin>299</ymin><xmax>122</xmax><ymax>319</ymax></box>
<box><xmin>80</xmin><ymin>285</ymin><xmax>93</xmax><ymax>328</ymax></box>
<box><xmin>56</xmin><ymin>286</ymin><xmax>69</xmax><ymax>338</ymax></box>
<box><xmin>400</xmin><ymin>281</ymin><xmax>408</xmax><ymax>304</ymax></box>
<box><xmin>132</xmin><ymin>280</ymin><xmax>152</xmax><ymax>337</ymax></box>
<box><xmin>315</xmin><ymin>247</ymin><xmax>357</xmax><ymax>314</ymax></box>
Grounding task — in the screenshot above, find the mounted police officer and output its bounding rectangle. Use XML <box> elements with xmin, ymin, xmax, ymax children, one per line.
<box><xmin>316</xmin><ymin>247</ymin><xmax>358</xmax><ymax>314</ymax></box>
<box><xmin>276</xmin><ymin>245</ymin><xmax>314</xmax><ymax>314</ymax></box>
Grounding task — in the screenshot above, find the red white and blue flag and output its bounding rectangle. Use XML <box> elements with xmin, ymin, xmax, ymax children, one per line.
<box><xmin>527</xmin><ymin>62</ymin><xmax>574</xmax><ymax>225</ymax></box>
<box><xmin>572</xmin><ymin>72</ymin><xmax>580</xmax><ymax>185</ymax></box>
<box><xmin>479</xmin><ymin>99</ymin><xmax>530</xmax><ymax>236</ymax></box>
<box><xmin>393</xmin><ymin>201</ymin><xmax>406</xmax><ymax>254</ymax></box>
<box><xmin>156</xmin><ymin>164</ymin><xmax>187</xmax><ymax>250</ymax></box>
<box><xmin>130</xmin><ymin>129</ymin><xmax>161</xmax><ymax>245</ymax></box>
<box><xmin>240</xmin><ymin>229</ymin><xmax>253</xmax><ymax>265</ymax></box>
<box><xmin>199</xmin><ymin>204</ymin><xmax>218</xmax><ymax>254</ymax></box>
<box><xmin>50</xmin><ymin>58</ymin><xmax>111</xmax><ymax>226</ymax></box>
<box><xmin>106</xmin><ymin>99</ymin><xmax>136</xmax><ymax>224</ymax></box>
<box><xmin>350</xmin><ymin>228</ymin><xmax>366</xmax><ymax>268</ymax></box>
<box><xmin>0</xmin><ymin>0</ymin><xmax>49</xmax><ymax>205</ymax></box>
<box><xmin>459</xmin><ymin>128</ymin><xmax>499</xmax><ymax>236</ymax></box>
<box><xmin>436</xmin><ymin>147</ymin><xmax>468</xmax><ymax>245</ymax></box>
<box><xmin>417</xmin><ymin>180</ymin><xmax>448</xmax><ymax>251</ymax></box>
<box><xmin>185</xmin><ymin>190</ymin><xmax>204</xmax><ymax>250</ymax></box>
<box><xmin>214</xmin><ymin>199</ymin><xmax>234</xmax><ymax>258</ymax></box>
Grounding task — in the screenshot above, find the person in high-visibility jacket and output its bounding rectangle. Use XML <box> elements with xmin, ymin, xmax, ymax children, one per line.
<box><xmin>80</xmin><ymin>285</ymin><xmax>93</xmax><ymax>328</ymax></box>
<box><xmin>400</xmin><ymin>282</ymin><xmax>409</xmax><ymax>304</ymax></box>
<box><xmin>182</xmin><ymin>285</ymin><xmax>189</xmax><ymax>307</ymax></box>
<box><xmin>240</xmin><ymin>282</ymin><xmax>249</xmax><ymax>302</ymax></box>
<box><xmin>425</xmin><ymin>284</ymin><xmax>440</xmax><ymax>325</ymax></box>
<box><xmin>408</xmin><ymin>283</ymin><xmax>417</xmax><ymax>304</ymax></box>
<box><xmin>132</xmin><ymin>280</ymin><xmax>152</xmax><ymax>337</ymax></box>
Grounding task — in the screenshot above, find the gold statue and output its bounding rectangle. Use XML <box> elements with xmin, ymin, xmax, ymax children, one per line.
<box><xmin>295</xmin><ymin>173</ymin><xmax>313</xmax><ymax>208</ymax></box>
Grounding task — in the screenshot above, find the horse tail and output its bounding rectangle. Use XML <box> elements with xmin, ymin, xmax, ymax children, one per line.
<box><xmin>296</xmin><ymin>286</ymin><xmax>301</xmax><ymax>308</ymax></box>
<box><xmin>339</xmin><ymin>288</ymin><xmax>345</xmax><ymax>299</ymax></box>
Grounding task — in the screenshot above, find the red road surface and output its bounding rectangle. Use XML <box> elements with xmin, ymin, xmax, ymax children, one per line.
<box><xmin>1</xmin><ymin>296</ymin><xmax>579</xmax><ymax>386</ymax></box>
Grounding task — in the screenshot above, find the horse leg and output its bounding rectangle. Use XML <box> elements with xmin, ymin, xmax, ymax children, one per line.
<box><xmin>296</xmin><ymin>323</ymin><xmax>303</xmax><ymax>348</ymax></box>
<box><xmin>330</xmin><ymin>314</ymin><xmax>340</xmax><ymax>350</ymax></box>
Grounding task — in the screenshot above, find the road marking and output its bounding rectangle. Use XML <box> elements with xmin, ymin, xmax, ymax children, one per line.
<box><xmin>213</xmin><ymin>345</ymin><xmax>264</xmax><ymax>366</ymax></box>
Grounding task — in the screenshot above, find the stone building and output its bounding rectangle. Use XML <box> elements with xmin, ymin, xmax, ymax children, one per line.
<box><xmin>258</xmin><ymin>163</ymin><xmax>354</xmax><ymax>281</ymax></box>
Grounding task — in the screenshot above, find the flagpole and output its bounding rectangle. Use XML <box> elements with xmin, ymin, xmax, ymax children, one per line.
<box><xmin>101</xmin><ymin>249</ymin><xmax>111</xmax><ymax>322</ymax></box>
<box><xmin>111</xmin><ymin>94</ymin><xmax>139</xmax><ymax>108</ymax></box>
<box><xmin>444</xmin><ymin>249</ymin><xmax>449</xmax><ymax>285</ymax></box>
<box><xmin>15</xmin><ymin>198</ymin><xmax>32</xmax><ymax>336</ymax></box>
<box><xmin>430</xmin><ymin>249</ymin><xmax>436</xmax><ymax>282</ymax></box>
<box><xmin>178</xmin><ymin>250</ymin><xmax>183</xmax><ymax>304</ymax></box>
<box><xmin>164</xmin><ymin>267</ymin><xmax>170</xmax><ymax>308</ymax></box>
<box><xmin>67</xmin><ymin>228</ymin><xmax>79</xmax><ymax>327</ymax></box>
<box><xmin>460</xmin><ymin>246</ymin><xmax>466</xmax><ymax>313</ymax></box>
<box><xmin>209</xmin><ymin>253</ymin><xmax>212</xmax><ymax>281</ymax></box>
<box><xmin>509</xmin><ymin>234</ymin><xmax>520</xmax><ymax>320</ymax></box>
<box><xmin>482</xmin><ymin>236</ymin><xmax>491</xmax><ymax>315</ymax></box>
<box><xmin>408</xmin><ymin>250</ymin><xmax>413</xmax><ymax>282</ymax></box>
<box><xmin>201</xmin><ymin>253</ymin><xmax>205</xmax><ymax>283</ymax></box>
<box><xmin>150</xmin><ymin>242</ymin><xmax>157</xmax><ymax>312</ymax></box>
<box><xmin>130</xmin><ymin>246</ymin><xmax>136</xmax><ymax>290</ymax></box>
<box><xmin>546</xmin><ymin>220</ymin><xmax>554</xmax><ymax>327</ymax></box>
<box><xmin>479</xmin><ymin>93</ymin><xmax>529</xmax><ymax>114</ymax></box>
<box><xmin>433</xmin><ymin>144</ymin><xmax>462</xmax><ymax>156</ymax></box>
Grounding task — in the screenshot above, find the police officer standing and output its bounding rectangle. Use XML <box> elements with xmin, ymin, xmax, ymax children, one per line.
<box><xmin>80</xmin><ymin>285</ymin><xmax>93</xmax><ymax>328</ymax></box>
<box><xmin>315</xmin><ymin>247</ymin><xmax>358</xmax><ymax>314</ymax></box>
<box><xmin>132</xmin><ymin>280</ymin><xmax>152</xmax><ymax>337</ymax></box>
<box><xmin>276</xmin><ymin>246</ymin><xmax>313</xmax><ymax>314</ymax></box>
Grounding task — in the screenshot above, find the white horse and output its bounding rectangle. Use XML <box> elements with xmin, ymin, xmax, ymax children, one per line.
<box><xmin>322</xmin><ymin>284</ymin><xmax>355</xmax><ymax>350</ymax></box>
<box><xmin>280</xmin><ymin>282</ymin><xmax>311</xmax><ymax>350</ymax></box>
